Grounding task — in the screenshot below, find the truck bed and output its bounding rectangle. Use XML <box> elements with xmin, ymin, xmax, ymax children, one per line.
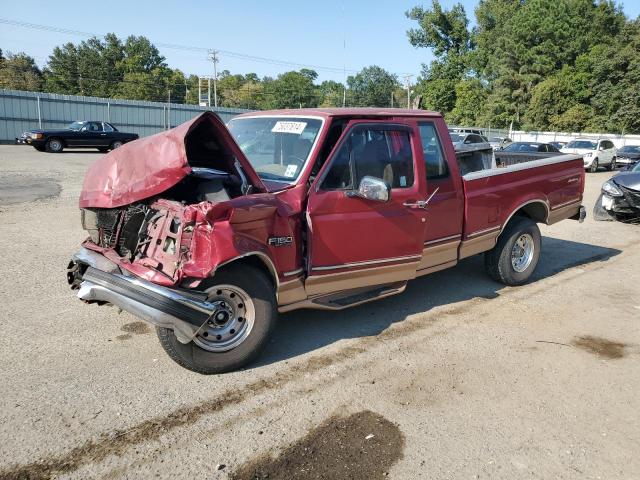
<box><xmin>459</xmin><ymin>153</ymin><xmax>584</xmax><ymax>258</ymax></box>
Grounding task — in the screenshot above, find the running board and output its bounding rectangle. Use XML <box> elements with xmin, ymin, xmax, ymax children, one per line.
<box><xmin>278</xmin><ymin>282</ymin><xmax>407</xmax><ymax>313</ymax></box>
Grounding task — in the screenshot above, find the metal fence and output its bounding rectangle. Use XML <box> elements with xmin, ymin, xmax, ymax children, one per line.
<box><xmin>450</xmin><ymin>124</ymin><xmax>640</xmax><ymax>148</ymax></box>
<box><xmin>0</xmin><ymin>89</ymin><xmax>251</xmax><ymax>143</ymax></box>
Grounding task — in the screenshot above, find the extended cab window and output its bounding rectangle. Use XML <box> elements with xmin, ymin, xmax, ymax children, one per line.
<box><xmin>418</xmin><ymin>122</ymin><xmax>448</xmax><ymax>179</ymax></box>
<box><xmin>322</xmin><ymin>126</ymin><xmax>414</xmax><ymax>190</ymax></box>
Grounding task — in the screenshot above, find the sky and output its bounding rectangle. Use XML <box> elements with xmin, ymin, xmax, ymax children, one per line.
<box><xmin>0</xmin><ymin>0</ymin><xmax>639</xmax><ymax>84</ymax></box>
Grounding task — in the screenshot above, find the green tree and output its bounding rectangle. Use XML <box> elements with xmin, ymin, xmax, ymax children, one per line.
<box><xmin>261</xmin><ymin>69</ymin><xmax>318</xmax><ymax>109</ymax></box>
<box><xmin>448</xmin><ymin>78</ymin><xmax>488</xmax><ymax>125</ymax></box>
<box><xmin>347</xmin><ymin>66</ymin><xmax>399</xmax><ymax>107</ymax></box>
<box><xmin>0</xmin><ymin>51</ymin><xmax>42</xmax><ymax>91</ymax></box>
<box><xmin>318</xmin><ymin>80</ymin><xmax>344</xmax><ymax>107</ymax></box>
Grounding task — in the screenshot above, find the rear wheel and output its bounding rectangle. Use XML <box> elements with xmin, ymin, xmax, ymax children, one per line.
<box><xmin>589</xmin><ymin>158</ymin><xmax>599</xmax><ymax>173</ymax></box>
<box><xmin>45</xmin><ymin>138</ymin><xmax>63</xmax><ymax>153</ymax></box>
<box><xmin>156</xmin><ymin>264</ymin><xmax>277</xmax><ymax>374</ymax></box>
<box><xmin>484</xmin><ymin>216</ymin><xmax>541</xmax><ymax>286</ymax></box>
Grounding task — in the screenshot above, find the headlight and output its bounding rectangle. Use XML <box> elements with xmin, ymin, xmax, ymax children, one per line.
<box><xmin>584</xmin><ymin>152</ymin><xmax>593</xmax><ymax>157</ymax></box>
<box><xmin>31</xmin><ymin>133</ymin><xmax>43</xmax><ymax>139</ymax></box>
<box><xmin>602</xmin><ymin>180</ymin><xmax>623</xmax><ymax>197</ymax></box>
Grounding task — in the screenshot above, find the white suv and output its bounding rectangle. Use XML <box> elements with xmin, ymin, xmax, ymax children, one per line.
<box><xmin>561</xmin><ymin>139</ymin><xmax>617</xmax><ymax>173</ymax></box>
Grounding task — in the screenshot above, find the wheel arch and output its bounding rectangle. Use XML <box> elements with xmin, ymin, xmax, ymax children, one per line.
<box><xmin>215</xmin><ymin>252</ymin><xmax>279</xmax><ymax>290</ymax></box>
<box><xmin>500</xmin><ymin>199</ymin><xmax>549</xmax><ymax>235</ymax></box>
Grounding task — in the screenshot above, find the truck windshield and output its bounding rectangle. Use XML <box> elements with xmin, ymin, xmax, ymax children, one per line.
<box><xmin>566</xmin><ymin>140</ymin><xmax>596</xmax><ymax>150</ymax></box>
<box><xmin>227</xmin><ymin>117</ymin><xmax>322</xmax><ymax>183</ymax></box>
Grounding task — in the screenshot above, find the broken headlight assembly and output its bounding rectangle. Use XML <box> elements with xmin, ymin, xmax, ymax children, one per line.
<box><xmin>601</xmin><ymin>180</ymin><xmax>623</xmax><ymax>197</ymax></box>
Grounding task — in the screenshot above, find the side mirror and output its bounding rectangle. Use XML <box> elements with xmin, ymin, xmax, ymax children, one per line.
<box><xmin>346</xmin><ymin>176</ymin><xmax>390</xmax><ymax>202</ymax></box>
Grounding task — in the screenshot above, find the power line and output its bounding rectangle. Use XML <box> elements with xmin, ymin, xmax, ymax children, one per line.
<box><xmin>0</xmin><ymin>17</ymin><xmax>370</xmax><ymax>75</ymax></box>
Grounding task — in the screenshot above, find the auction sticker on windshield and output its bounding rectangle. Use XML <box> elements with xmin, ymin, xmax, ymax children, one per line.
<box><xmin>284</xmin><ymin>164</ymin><xmax>298</xmax><ymax>177</ymax></box>
<box><xmin>271</xmin><ymin>121</ymin><xmax>307</xmax><ymax>134</ymax></box>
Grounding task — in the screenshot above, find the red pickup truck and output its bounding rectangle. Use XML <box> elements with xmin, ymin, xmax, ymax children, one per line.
<box><xmin>68</xmin><ymin>109</ymin><xmax>585</xmax><ymax>374</ymax></box>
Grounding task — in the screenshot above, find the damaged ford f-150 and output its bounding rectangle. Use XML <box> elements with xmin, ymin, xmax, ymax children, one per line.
<box><xmin>68</xmin><ymin>109</ymin><xmax>586</xmax><ymax>374</ymax></box>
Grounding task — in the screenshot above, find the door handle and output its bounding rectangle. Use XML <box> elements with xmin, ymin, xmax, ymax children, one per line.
<box><xmin>403</xmin><ymin>200</ymin><xmax>428</xmax><ymax>209</ymax></box>
<box><xmin>100</xmin><ymin>133</ymin><xmax>106</xmax><ymax>136</ymax></box>
<box><xmin>567</xmin><ymin>178</ymin><xmax>579</xmax><ymax>184</ymax></box>
<box><xmin>403</xmin><ymin>187</ymin><xmax>440</xmax><ymax>210</ymax></box>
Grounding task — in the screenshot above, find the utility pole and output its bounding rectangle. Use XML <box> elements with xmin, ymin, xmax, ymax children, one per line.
<box><xmin>208</xmin><ymin>77</ymin><xmax>211</xmax><ymax>108</ymax></box>
<box><xmin>208</xmin><ymin>49</ymin><xmax>219</xmax><ymax>108</ymax></box>
<box><xmin>403</xmin><ymin>74</ymin><xmax>413</xmax><ymax>109</ymax></box>
<box><xmin>167</xmin><ymin>90</ymin><xmax>171</xmax><ymax>129</ymax></box>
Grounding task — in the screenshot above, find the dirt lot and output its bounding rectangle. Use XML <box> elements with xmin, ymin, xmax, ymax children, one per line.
<box><xmin>0</xmin><ymin>145</ymin><xmax>638</xmax><ymax>479</ymax></box>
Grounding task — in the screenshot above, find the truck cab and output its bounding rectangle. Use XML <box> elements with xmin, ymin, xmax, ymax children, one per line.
<box><xmin>68</xmin><ymin>109</ymin><xmax>585</xmax><ymax>374</ymax></box>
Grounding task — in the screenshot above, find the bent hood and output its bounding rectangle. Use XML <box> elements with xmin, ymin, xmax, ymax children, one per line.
<box><xmin>79</xmin><ymin>111</ymin><xmax>265</xmax><ymax>208</ymax></box>
<box><xmin>613</xmin><ymin>171</ymin><xmax>640</xmax><ymax>191</ymax></box>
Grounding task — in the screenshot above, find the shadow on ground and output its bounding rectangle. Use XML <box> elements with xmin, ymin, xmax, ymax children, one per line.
<box><xmin>256</xmin><ymin>237</ymin><xmax>621</xmax><ymax>367</ymax></box>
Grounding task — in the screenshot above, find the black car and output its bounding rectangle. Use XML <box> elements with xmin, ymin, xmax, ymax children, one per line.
<box><xmin>594</xmin><ymin>161</ymin><xmax>640</xmax><ymax>222</ymax></box>
<box><xmin>549</xmin><ymin>141</ymin><xmax>566</xmax><ymax>150</ymax></box>
<box><xmin>501</xmin><ymin>141</ymin><xmax>560</xmax><ymax>153</ymax></box>
<box><xmin>615</xmin><ymin>145</ymin><xmax>640</xmax><ymax>168</ymax></box>
<box><xmin>16</xmin><ymin>121</ymin><xmax>138</xmax><ymax>153</ymax></box>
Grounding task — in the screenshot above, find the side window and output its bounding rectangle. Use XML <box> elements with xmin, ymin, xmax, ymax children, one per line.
<box><xmin>102</xmin><ymin>123</ymin><xmax>114</xmax><ymax>132</ymax></box>
<box><xmin>322</xmin><ymin>126</ymin><xmax>414</xmax><ymax>190</ymax></box>
<box><xmin>418</xmin><ymin>122</ymin><xmax>448</xmax><ymax>179</ymax></box>
<box><xmin>88</xmin><ymin>122</ymin><xmax>102</xmax><ymax>132</ymax></box>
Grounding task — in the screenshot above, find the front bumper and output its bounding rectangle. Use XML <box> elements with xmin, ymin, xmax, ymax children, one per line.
<box><xmin>68</xmin><ymin>248</ymin><xmax>216</xmax><ymax>343</ymax></box>
<box><xmin>600</xmin><ymin>191</ymin><xmax>640</xmax><ymax>215</ymax></box>
<box><xmin>616</xmin><ymin>157</ymin><xmax>638</xmax><ymax>165</ymax></box>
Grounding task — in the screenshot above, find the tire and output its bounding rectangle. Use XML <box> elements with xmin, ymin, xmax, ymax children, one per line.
<box><xmin>45</xmin><ymin>137</ymin><xmax>64</xmax><ymax>153</ymax></box>
<box><xmin>110</xmin><ymin>140</ymin><xmax>123</xmax><ymax>150</ymax></box>
<box><xmin>589</xmin><ymin>158</ymin><xmax>598</xmax><ymax>173</ymax></box>
<box><xmin>484</xmin><ymin>216</ymin><xmax>541</xmax><ymax>286</ymax></box>
<box><xmin>97</xmin><ymin>147</ymin><xmax>109</xmax><ymax>152</ymax></box>
<box><xmin>156</xmin><ymin>264</ymin><xmax>277</xmax><ymax>374</ymax></box>
<box><xmin>609</xmin><ymin>157</ymin><xmax>617</xmax><ymax>170</ymax></box>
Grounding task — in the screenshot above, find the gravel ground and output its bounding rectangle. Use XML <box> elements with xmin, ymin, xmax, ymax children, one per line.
<box><xmin>0</xmin><ymin>145</ymin><xmax>638</xmax><ymax>480</ymax></box>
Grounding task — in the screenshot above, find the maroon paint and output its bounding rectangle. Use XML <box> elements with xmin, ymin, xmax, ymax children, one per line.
<box><xmin>77</xmin><ymin>108</ymin><xmax>584</xmax><ymax>292</ymax></box>
<box><xmin>79</xmin><ymin>112</ymin><xmax>265</xmax><ymax>209</ymax></box>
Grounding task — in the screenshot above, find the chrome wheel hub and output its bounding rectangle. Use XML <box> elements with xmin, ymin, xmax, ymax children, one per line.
<box><xmin>193</xmin><ymin>285</ymin><xmax>255</xmax><ymax>352</ymax></box>
<box><xmin>511</xmin><ymin>233</ymin><xmax>535</xmax><ymax>273</ymax></box>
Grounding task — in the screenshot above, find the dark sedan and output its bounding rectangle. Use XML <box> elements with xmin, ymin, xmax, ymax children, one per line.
<box><xmin>594</xmin><ymin>161</ymin><xmax>640</xmax><ymax>222</ymax></box>
<box><xmin>16</xmin><ymin>121</ymin><xmax>138</xmax><ymax>153</ymax></box>
<box><xmin>615</xmin><ymin>145</ymin><xmax>640</xmax><ymax>167</ymax></box>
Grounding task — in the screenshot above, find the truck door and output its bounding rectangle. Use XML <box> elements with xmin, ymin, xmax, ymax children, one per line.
<box><xmin>415</xmin><ymin>121</ymin><xmax>464</xmax><ymax>272</ymax></box>
<box><xmin>305</xmin><ymin>121</ymin><xmax>427</xmax><ymax>297</ymax></box>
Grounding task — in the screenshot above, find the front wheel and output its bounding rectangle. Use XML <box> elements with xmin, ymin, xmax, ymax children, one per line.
<box><xmin>110</xmin><ymin>140</ymin><xmax>123</xmax><ymax>150</ymax></box>
<box><xmin>484</xmin><ymin>216</ymin><xmax>541</xmax><ymax>286</ymax></box>
<box><xmin>156</xmin><ymin>264</ymin><xmax>277</xmax><ymax>374</ymax></box>
<box><xmin>609</xmin><ymin>157</ymin><xmax>617</xmax><ymax>170</ymax></box>
<box><xmin>45</xmin><ymin>138</ymin><xmax>64</xmax><ymax>153</ymax></box>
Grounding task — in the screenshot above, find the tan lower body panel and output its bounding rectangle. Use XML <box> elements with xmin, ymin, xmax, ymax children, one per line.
<box><xmin>459</xmin><ymin>231</ymin><xmax>500</xmax><ymax>259</ymax></box>
<box><xmin>416</xmin><ymin>260</ymin><xmax>457</xmax><ymax>277</ymax></box>
<box><xmin>277</xmin><ymin>277</ymin><xmax>307</xmax><ymax>305</ymax></box>
<box><xmin>417</xmin><ymin>240</ymin><xmax>459</xmax><ymax>270</ymax></box>
<box><xmin>547</xmin><ymin>201</ymin><xmax>581</xmax><ymax>225</ymax></box>
<box><xmin>304</xmin><ymin>260</ymin><xmax>419</xmax><ymax>298</ymax></box>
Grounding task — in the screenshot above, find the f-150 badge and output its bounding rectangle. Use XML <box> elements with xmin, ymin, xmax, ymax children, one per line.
<box><xmin>268</xmin><ymin>236</ymin><xmax>293</xmax><ymax>247</ymax></box>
